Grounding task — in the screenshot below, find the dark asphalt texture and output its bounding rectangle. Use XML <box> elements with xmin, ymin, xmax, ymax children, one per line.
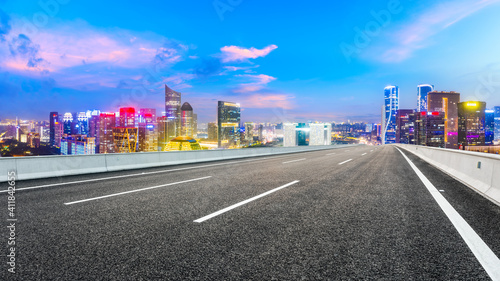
<box><xmin>1</xmin><ymin>145</ymin><xmax>499</xmax><ymax>280</ymax></box>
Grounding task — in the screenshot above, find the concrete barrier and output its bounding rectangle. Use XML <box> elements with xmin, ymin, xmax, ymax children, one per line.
<box><xmin>0</xmin><ymin>144</ymin><xmax>358</xmax><ymax>182</ymax></box>
<box><xmin>395</xmin><ymin>144</ymin><xmax>500</xmax><ymax>206</ymax></box>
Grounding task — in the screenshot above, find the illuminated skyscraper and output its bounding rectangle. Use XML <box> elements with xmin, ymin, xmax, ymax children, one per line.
<box><xmin>495</xmin><ymin>106</ymin><xmax>500</xmax><ymax>142</ymax></box>
<box><xmin>165</xmin><ymin>84</ymin><xmax>181</xmax><ymax>136</ymax></box>
<box><xmin>458</xmin><ymin>101</ymin><xmax>486</xmax><ymax>147</ymax></box>
<box><xmin>427</xmin><ymin>91</ymin><xmax>460</xmax><ymax>149</ymax></box>
<box><xmin>99</xmin><ymin>113</ymin><xmax>116</xmax><ymax>154</ymax></box>
<box><xmin>63</xmin><ymin>112</ymin><xmax>73</xmax><ymax>134</ymax></box>
<box><xmin>180</xmin><ymin>102</ymin><xmax>194</xmax><ymax>137</ymax></box>
<box><xmin>157</xmin><ymin>116</ymin><xmax>176</xmax><ymax>151</ymax></box>
<box><xmin>383</xmin><ymin>86</ymin><xmax>399</xmax><ymax>144</ymax></box>
<box><xmin>138</xmin><ymin>109</ymin><xmax>157</xmax><ymax>152</ymax></box>
<box><xmin>217</xmin><ymin>101</ymin><xmax>241</xmax><ymax>148</ymax></box>
<box><xmin>395</xmin><ymin>109</ymin><xmax>415</xmax><ymax>144</ymax></box>
<box><xmin>417</xmin><ymin>84</ymin><xmax>434</xmax><ymax>112</ymax></box>
<box><xmin>244</xmin><ymin>122</ymin><xmax>254</xmax><ymax>143</ymax></box>
<box><xmin>89</xmin><ymin>115</ymin><xmax>100</xmax><ymax>153</ymax></box>
<box><xmin>139</xmin><ymin>108</ymin><xmax>156</xmax><ymax>124</ymax></box>
<box><xmin>49</xmin><ymin>112</ymin><xmax>62</xmax><ymax>147</ymax></box>
<box><xmin>113</xmin><ymin>127</ymin><xmax>138</xmax><ymax>153</ymax></box>
<box><xmin>485</xmin><ymin>109</ymin><xmax>495</xmax><ymax>145</ymax></box>
<box><xmin>119</xmin><ymin>107</ymin><xmax>136</xmax><ymax>127</ymax></box>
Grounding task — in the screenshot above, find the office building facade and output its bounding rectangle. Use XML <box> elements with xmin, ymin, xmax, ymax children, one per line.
<box><xmin>217</xmin><ymin>101</ymin><xmax>241</xmax><ymax>148</ymax></box>
<box><xmin>417</xmin><ymin>84</ymin><xmax>434</xmax><ymax>112</ymax></box>
<box><xmin>458</xmin><ymin>101</ymin><xmax>486</xmax><ymax>147</ymax></box>
<box><xmin>383</xmin><ymin>86</ymin><xmax>399</xmax><ymax>144</ymax></box>
<box><xmin>427</xmin><ymin>91</ymin><xmax>460</xmax><ymax>149</ymax></box>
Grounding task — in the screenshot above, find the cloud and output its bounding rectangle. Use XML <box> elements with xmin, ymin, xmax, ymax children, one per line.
<box><xmin>243</xmin><ymin>93</ymin><xmax>295</xmax><ymax>110</ymax></box>
<box><xmin>0</xmin><ymin>8</ymin><xmax>11</xmax><ymax>41</ymax></box>
<box><xmin>373</xmin><ymin>0</ymin><xmax>500</xmax><ymax>62</ymax></box>
<box><xmin>234</xmin><ymin>74</ymin><xmax>277</xmax><ymax>93</ymax></box>
<box><xmin>220</xmin><ymin>44</ymin><xmax>278</xmax><ymax>62</ymax></box>
<box><xmin>8</xmin><ymin>34</ymin><xmax>45</xmax><ymax>68</ymax></box>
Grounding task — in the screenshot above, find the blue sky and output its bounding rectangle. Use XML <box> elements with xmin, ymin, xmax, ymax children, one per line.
<box><xmin>1</xmin><ymin>0</ymin><xmax>500</xmax><ymax>123</ymax></box>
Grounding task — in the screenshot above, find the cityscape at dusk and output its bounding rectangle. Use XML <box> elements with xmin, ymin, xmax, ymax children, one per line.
<box><xmin>1</xmin><ymin>1</ymin><xmax>500</xmax><ymax>280</ymax></box>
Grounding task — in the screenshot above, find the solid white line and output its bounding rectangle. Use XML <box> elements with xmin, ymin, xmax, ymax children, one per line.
<box><xmin>0</xmin><ymin>154</ymin><xmax>307</xmax><ymax>193</ymax></box>
<box><xmin>282</xmin><ymin>158</ymin><xmax>306</xmax><ymax>164</ymax></box>
<box><xmin>326</xmin><ymin>153</ymin><xmax>336</xmax><ymax>155</ymax></box>
<box><xmin>194</xmin><ymin>180</ymin><xmax>300</xmax><ymax>223</ymax></box>
<box><xmin>396</xmin><ymin>148</ymin><xmax>500</xmax><ymax>280</ymax></box>
<box><xmin>361</xmin><ymin>153</ymin><xmax>367</xmax><ymax>156</ymax></box>
<box><xmin>338</xmin><ymin>159</ymin><xmax>353</xmax><ymax>165</ymax></box>
<box><xmin>64</xmin><ymin>176</ymin><xmax>212</xmax><ymax>205</ymax></box>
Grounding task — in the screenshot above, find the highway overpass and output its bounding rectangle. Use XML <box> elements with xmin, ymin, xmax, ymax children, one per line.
<box><xmin>1</xmin><ymin>145</ymin><xmax>500</xmax><ymax>280</ymax></box>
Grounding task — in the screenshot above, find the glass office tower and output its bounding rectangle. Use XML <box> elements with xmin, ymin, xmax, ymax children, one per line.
<box><xmin>427</xmin><ymin>91</ymin><xmax>460</xmax><ymax>149</ymax></box>
<box><xmin>383</xmin><ymin>86</ymin><xmax>399</xmax><ymax>144</ymax></box>
<box><xmin>217</xmin><ymin>101</ymin><xmax>241</xmax><ymax>148</ymax></box>
<box><xmin>458</xmin><ymin>101</ymin><xmax>486</xmax><ymax>147</ymax></box>
<box><xmin>165</xmin><ymin>84</ymin><xmax>181</xmax><ymax>136</ymax></box>
<box><xmin>417</xmin><ymin>84</ymin><xmax>434</xmax><ymax>112</ymax></box>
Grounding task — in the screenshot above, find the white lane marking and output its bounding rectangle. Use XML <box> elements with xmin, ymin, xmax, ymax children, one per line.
<box><xmin>370</xmin><ymin>150</ymin><xmax>373</xmax><ymax>152</ymax></box>
<box><xmin>194</xmin><ymin>180</ymin><xmax>300</xmax><ymax>223</ymax></box>
<box><xmin>282</xmin><ymin>158</ymin><xmax>306</xmax><ymax>164</ymax></box>
<box><xmin>361</xmin><ymin>153</ymin><xmax>367</xmax><ymax>156</ymax></box>
<box><xmin>396</xmin><ymin>148</ymin><xmax>500</xmax><ymax>280</ymax></box>
<box><xmin>338</xmin><ymin>159</ymin><xmax>353</xmax><ymax>165</ymax></box>
<box><xmin>64</xmin><ymin>176</ymin><xmax>212</xmax><ymax>205</ymax></box>
<box><xmin>326</xmin><ymin>153</ymin><xmax>336</xmax><ymax>156</ymax></box>
<box><xmin>1</xmin><ymin>153</ymin><xmax>311</xmax><ymax>193</ymax></box>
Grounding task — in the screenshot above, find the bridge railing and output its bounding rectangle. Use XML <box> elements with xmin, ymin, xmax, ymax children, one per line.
<box><xmin>0</xmin><ymin>144</ymin><xmax>357</xmax><ymax>182</ymax></box>
<box><xmin>395</xmin><ymin>144</ymin><xmax>500</xmax><ymax>207</ymax></box>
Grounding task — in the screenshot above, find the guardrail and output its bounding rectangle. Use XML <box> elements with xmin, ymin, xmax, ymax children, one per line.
<box><xmin>395</xmin><ymin>144</ymin><xmax>500</xmax><ymax>206</ymax></box>
<box><xmin>0</xmin><ymin>144</ymin><xmax>357</xmax><ymax>182</ymax></box>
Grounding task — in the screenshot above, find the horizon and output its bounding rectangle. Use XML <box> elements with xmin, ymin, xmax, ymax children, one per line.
<box><xmin>1</xmin><ymin>0</ymin><xmax>500</xmax><ymax>123</ymax></box>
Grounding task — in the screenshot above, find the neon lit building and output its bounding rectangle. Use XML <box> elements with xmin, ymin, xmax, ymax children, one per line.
<box><xmin>113</xmin><ymin>127</ymin><xmax>138</xmax><ymax>153</ymax></box>
<box><xmin>99</xmin><ymin>113</ymin><xmax>116</xmax><ymax>154</ymax></box>
<box><xmin>485</xmin><ymin>110</ymin><xmax>495</xmax><ymax>145</ymax></box>
<box><xmin>180</xmin><ymin>102</ymin><xmax>194</xmax><ymax>137</ymax></box>
<box><xmin>63</xmin><ymin>112</ymin><xmax>73</xmax><ymax>134</ymax></box>
<box><xmin>49</xmin><ymin>112</ymin><xmax>62</xmax><ymax>147</ymax></box>
<box><xmin>119</xmin><ymin>107</ymin><xmax>136</xmax><ymax>128</ymax></box>
<box><xmin>417</xmin><ymin>84</ymin><xmax>434</xmax><ymax>112</ymax></box>
<box><xmin>383</xmin><ymin>86</ymin><xmax>399</xmax><ymax>144</ymax></box>
<box><xmin>427</xmin><ymin>91</ymin><xmax>460</xmax><ymax>149</ymax></box>
<box><xmin>458</xmin><ymin>101</ymin><xmax>486</xmax><ymax>147</ymax></box>
<box><xmin>60</xmin><ymin>135</ymin><xmax>95</xmax><ymax>155</ymax></box>
<box><xmin>217</xmin><ymin>101</ymin><xmax>241</xmax><ymax>148</ymax></box>
<box><xmin>395</xmin><ymin>109</ymin><xmax>415</xmax><ymax>144</ymax></box>
<box><xmin>495</xmin><ymin>106</ymin><xmax>500</xmax><ymax>142</ymax></box>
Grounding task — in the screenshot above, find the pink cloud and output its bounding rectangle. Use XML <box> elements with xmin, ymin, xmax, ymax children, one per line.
<box><xmin>220</xmin><ymin>45</ymin><xmax>278</xmax><ymax>62</ymax></box>
<box><xmin>243</xmin><ymin>93</ymin><xmax>295</xmax><ymax>110</ymax></box>
<box><xmin>234</xmin><ymin>74</ymin><xmax>277</xmax><ymax>93</ymax></box>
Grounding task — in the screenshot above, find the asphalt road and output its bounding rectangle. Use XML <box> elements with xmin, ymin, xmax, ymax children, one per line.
<box><xmin>1</xmin><ymin>145</ymin><xmax>500</xmax><ymax>280</ymax></box>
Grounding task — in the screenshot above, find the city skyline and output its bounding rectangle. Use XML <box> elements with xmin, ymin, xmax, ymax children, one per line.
<box><xmin>2</xmin><ymin>1</ymin><xmax>500</xmax><ymax>123</ymax></box>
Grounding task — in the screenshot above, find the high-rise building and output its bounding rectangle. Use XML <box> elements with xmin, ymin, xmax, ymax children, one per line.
<box><xmin>89</xmin><ymin>115</ymin><xmax>100</xmax><ymax>153</ymax></box>
<box><xmin>309</xmin><ymin>123</ymin><xmax>332</xmax><ymax>146</ymax></box>
<box><xmin>119</xmin><ymin>107</ymin><xmax>136</xmax><ymax>128</ymax></box>
<box><xmin>165</xmin><ymin>84</ymin><xmax>181</xmax><ymax>136</ymax></box>
<box><xmin>495</xmin><ymin>106</ymin><xmax>500</xmax><ymax>143</ymax></box>
<box><xmin>458</xmin><ymin>101</ymin><xmax>486</xmax><ymax>147</ymax></box>
<box><xmin>63</xmin><ymin>112</ymin><xmax>73</xmax><ymax>134</ymax></box>
<box><xmin>99</xmin><ymin>113</ymin><xmax>116</xmax><ymax>154</ymax></box>
<box><xmin>383</xmin><ymin>86</ymin><xmax>399</xmax><ymax>144</ymax></box>
<box><xmin>27</xmin><ymin>133</ymin><xmax>40</xmax><ymax>148</ymax></box>
<box><xmin>113</xmin><ymin>127</ymin><xmax>138</xmax><ymax>153</ymax></box>
<box><xmin>427</xmin><ymin>91</ymin><xmax>460</xmax><ymax>149</ymax></box>
<box><xmin>180</xmin><ymin>102</ymin><xmax>194</xmax><ymax>137</ymax></box>
<box><xmin>208</xmin><ymin>122</ymin><xmax>218</xmax><ymax>141</ymax></box>
<box><xmin>217</xmin><ymin>101</ymin><xmax>241</xmax><ymax>148</ymax></box>
<box><xmin>417</xmin><ymin>84</ymin><xmax>434</xmax><ymax>112</ymax></box>
<box><xmin>61</xmin><ymin>135</ymin><xmax>95</xmax><ymax>155</ymax></box>
<box><xmin>49</xmin><ymin>112</ymin><xmax>62</xmax><ymax>147</ymax></box>
<box><xmin>485</xmin><ymin>109</ymin><xmax>495</xmax><ymax>145</ymax></box>
<box><xmin>157</xmin><ymin>116</ymin><xmax>176</xmax><ymax>151</ymax></box>
<box><xmin>296</xmin><ymin>123</ymin><xmax>309</xmax><ymax>146</ymax></box>
<box><xmin>244</xmin><ymin>122</ymin><xmax>254</xmax><ymax>143</ymax></box>
<box><xmin>283</xmin><ymin>123</ymin><xmax>298</xmax><ymax>147</ymax></box>
<box><xmin>420</xmin><ymin>112</ymin><xmax>446</xmax><ymax>147</ymax></box>
<box><xmin>138</xmin><ymin>108</ymin><xmax>156</xmax><ymax>124</ymax></box>
<box><xmin>396</xmin><ymin>109</ymin><xmax>415</xmax><ymax>144</ymax></box>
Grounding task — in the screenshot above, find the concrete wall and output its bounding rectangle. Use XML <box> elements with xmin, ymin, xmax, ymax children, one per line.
<box><xmin>0</xmin><ymin>145</ymin><xmax>356</xmax><ymax>182</ymax></box>
<box><xmin>395</xmin><ymin>144</ymin><xmax>500</xmax><ymax>206</ymax></box>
